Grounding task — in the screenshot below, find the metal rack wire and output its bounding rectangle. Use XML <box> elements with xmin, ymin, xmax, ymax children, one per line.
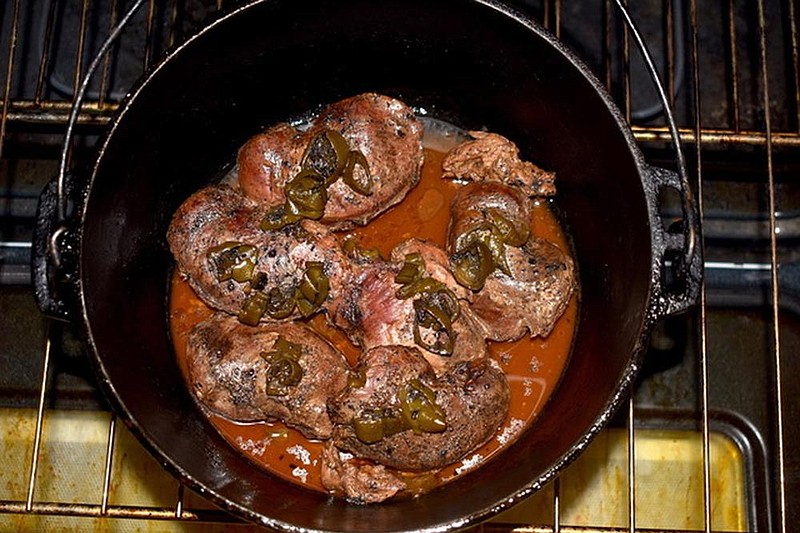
<box><xmin>0</xmin><ymin>0</ymin><xmax>795</xmax><ymax>531</ymax></box>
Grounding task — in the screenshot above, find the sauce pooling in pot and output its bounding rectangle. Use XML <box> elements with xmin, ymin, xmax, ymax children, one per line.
<box><xmin>169</xmin><ymin>146</ymin><xmax>578</xmax><ymax>496</ymax></box>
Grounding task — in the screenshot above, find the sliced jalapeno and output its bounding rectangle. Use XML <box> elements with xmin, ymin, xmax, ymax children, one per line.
<box><xmin>394</xmin><ymin>252</ymin><xmax>425</xmax><ymax>285</ymax></box>
<box><xmin>413</xmin><ymin>299</ymin><xmax>457</xmax><ymax>355</ymax></box>
<box><xmin>260</xmin><ymin>204</ymin><xmax>302</xmax><ymax>231</ymax></box>
<box><xmin>486</xmin><ymin>208</ymin><xmax>530</xmax><ymax>247</ymax></box>
<box><xmin>269</xmin><ymin>335</ymin><xmax>303</xmax><ymax>361</ymax></box>
<box><xmin>450</xmin><ymin>240</ymin><xmax>494</xmax><ymax>291</ymax></box>
<box><xmin>398</xmin><ymin>379</ymin><xmax>447</xmax><ymax>434</ymax></box>
<box><xmin>265</xmin><ymin>286</ymin><xmax>296</xmax><ymax>319</ymax></box>
<box><xmin>238</xmin><ymin>290</ymin><xmax>269</xmax><ymax>326</ymax></box>
<box><xmin>295</xmin><ymin>261</ymin><xmax>329</xmax><ymax>317</ymax></box>
<box><xmin>302</xmin><ymin>129</ymin><xmax>350</xmax><ymax>186</ymax></box>
<box><xmin>342</xmin><ymin>149</ymin><xmax>373</xmax><ymax>196</ymax></box>
<box><xmin>207</xmin><ymin>242</ymin><xmax>259</xmax><ymax>283</ymax></box>
<box><xmin>261</xmin><ymin>335</ymin><xmax>304</xmax><ymax>396</ymax></box>
<box><xmin>352</xmin><ymin>408</ymin><xmax>409</xmax><ymax>444</ymax></box>
<box><xmin>347</xmin><ymin>365</ymin><xmax>367</xmax><ymax>388</ymax></box>
<box><xmin>285</xmin><ymin>169</ymin><xmax>328</xmax><ymax>220</ymax></box>
<box><xmin>342</xmin><ymin>235</ymin><xmax>381</xmax><ymax>264</ymax></box>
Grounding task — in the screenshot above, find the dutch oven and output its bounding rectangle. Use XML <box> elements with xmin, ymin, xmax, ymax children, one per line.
<box><xmin>33</xmin><ymin>0</ymin><xmax>702</xmax><ymax>531</ymax></box>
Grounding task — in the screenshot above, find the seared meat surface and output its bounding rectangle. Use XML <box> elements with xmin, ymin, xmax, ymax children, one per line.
<box><xmin>238</xmin><ymin>93</ymin><xmax>424</xmax><ymax>229</ymax></box>
<box><xmin>442</xmin><ymin>130</ymin><xmax>556</xmax><ymax>197</ymax></box>
<box><xmin>236</xmin><ymin>122</ymin><xmax>307</xmax><ymax>207</ymax></box>
<box><xmin>186</xmin><ymin>313</ymin><xmax>349</xmax><ymax>439</ymax></box>
<box><xmin>328</xmin><ymin>345</ymin><xmax>510</xmax><ymax>472</ymax></box>
<box><xmin>167</xmin><ymin>184</ymin><xmax>351</xmax><ymax>322</ymax></box>
<box><xmin>333</xmin><ymin>239</ymin><xmax>487</xmax><ymax>375</ymax></box>
<box><xmin>320</xmin><ymin>441</ymin><xmax>406</xmax><ymax>503</ymax></box>
<box><xmin>469</xmin><ymin>238</ymin><xmax>576</xmax><ymax>341</ymax></box>
<box><xmin>445</xmin><ymin>176</ymin><xmax>575</xmax><ymax>341</ymax></box>
<box><xmin>447</xmin><ymin>181</ymin><xmax>532</xmax><ymax>254</ymax></box>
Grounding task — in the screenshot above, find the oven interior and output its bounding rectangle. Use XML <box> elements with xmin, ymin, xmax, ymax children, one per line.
<box><xmin>0</xmin><ymin>0</ymin><xmax>797</xmax><ymax>531</ymax></box>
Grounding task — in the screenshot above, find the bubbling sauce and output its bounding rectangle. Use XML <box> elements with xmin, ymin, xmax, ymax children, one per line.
<box><xmin>169</xmin><ymin>142</ymin><xmax>578</xmax><ymax>497</ymax></box>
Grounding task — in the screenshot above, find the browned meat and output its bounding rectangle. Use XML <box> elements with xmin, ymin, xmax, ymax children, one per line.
<box><xmin>442</xmin><ymin>131</ymin><xmax>556</xmax><ymax>197</ymax></box>
<box><xmin>469</xmin><ymin>238</ymin><xmax>576</xmax><ymax>341</ymax></box>
<box><xmin>333</xmin><ymin>239</ymin><xmax>487</xmax><ymax>375</ymax></box>
<box><xmin>328</xmin><ymin>345</ymin><xmax>510</xmax><ymax>472</ymax></box>
<box><xmin>320</xmin><ymin>441</ymin><xmax>406</xmax><ymax>503</ymax></box>
<box><xmin>167</xmin><ymin>184</ymin><xmax>351</xmax><ymax>322</ymax></box>
<box><xmin>186</xmin><ymin>313</ymin><xmax>349</xmax><ymax>439</ymax></box>
<box><xmin>237</xmin><ymin>93</ymin><xmax>424</xmax><ymax>230</ymax></box>
<box><xmin>237</xmin><ymin>122</ymin><xmax>307</xmax><ymax>207</ymax></box>
<box><xmin>447</xmin><ymin>181</ymin><xmax>532</xmax><ymax>254</ymax></box>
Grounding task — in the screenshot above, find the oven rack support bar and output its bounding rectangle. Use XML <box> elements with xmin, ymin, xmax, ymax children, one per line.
<box><xmin>5</xmin><ymin>100</ymin><xmax>800</xmax><ymax>151</ymax></box>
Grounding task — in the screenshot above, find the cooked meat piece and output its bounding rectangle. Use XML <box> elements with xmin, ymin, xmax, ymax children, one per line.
<box><xmin>333</xmin><ymin>240</ymin><xmax>487</xmax><ymax>375</ymax></box>
<box><xmin>320</xmin><ymin>441</ymin><xmax>406</xmax><ymax>503</ymax></box>
<box><xmin>442</xmin><ymin>131</ymin><xmax>556</xmax><ymax>197</ymax></box>
<box><xmin>328</xmin><ymin>345</ymin><xmax>510</xmax><ymax>471</ymax></box>
<box><xmin>469</xmin><ymin>238</ymin><xmax>576</xmax><ymax>342</ymax></box>
<box><xmin>186</xmin><ymin>313</ymin><xmax>349</xmax><ymax>439</ymax></box>
<box><xmin>237</xmin><ymin>122</ymin><xmax>308</xmax><ymax>207</ymax></box>
<box><xmin>390</xmin><ymin>239</ymin><xmax>470</xmax><ymax>300</ymax></box>
<box><xmin>447</xmin><ymin>181</ymin><xmax>532</xmax><ymax>254</ymax></box>
<box><xmin>167</xmin><ymin>184</ymin><xmax>264</xmax><ymax>310</ymax></box>
<box><xmin>167</xmin><ymin>184</ymin><xmax>351</xmax><ymax>322</ymax></box>
<box><xmin>237</xmin><ymin>92</ymin><xmax>424</xmax><ymax>230</ymax></box>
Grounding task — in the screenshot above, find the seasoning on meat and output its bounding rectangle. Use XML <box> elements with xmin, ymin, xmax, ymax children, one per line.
<box><xmin>320</xmin><ymin>442</ymin><xmax>406</xmax><ymax>503</ymax></box>
<box><xmin>328</xmin><ymin>345</ymin><xmax>509</xmax><ymax>472</ymax></box>
<box><xmin>186</xmin><ymin>314</ymin><xmax>349</xmax><ymax>440</ymax></box>
<box><xmin>442</xmin><ymin>130</ymin><xmax>556</xmax><ymax>197</ymax></box>
<box><xmin>333</xmin><ymin>239</ymin><xmax>487</xmax><ymax>375</ymax></box>
<box><xmin>238</xmin><ymin>93</ymin><xmax>423</xmax><ymax>229</ymax></box>
<box><xmin>448</xmin><ymin>181</ymin><xmax>532</xmax><ymax>291</ymax></box>
<box><xmin>167</xmin><ymin>184</ymin><xmax>352</xmax><ymax>325</ymax></box>
<box><xmin>446</xmin><ymin>178</ymin><xmax>575</xmax><ymax>341</ymax></box>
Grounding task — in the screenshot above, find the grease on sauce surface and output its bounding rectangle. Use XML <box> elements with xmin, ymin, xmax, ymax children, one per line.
<box><xmin>169</xmin><ymin>147</ymin><xmax>578</xmax><ymax>495</ymax></box>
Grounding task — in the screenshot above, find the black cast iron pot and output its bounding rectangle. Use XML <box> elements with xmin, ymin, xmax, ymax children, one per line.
<box><xmin>33</xmin><ymin>0</ymin><xmax>702</xmax><ymax>531</ymax></box>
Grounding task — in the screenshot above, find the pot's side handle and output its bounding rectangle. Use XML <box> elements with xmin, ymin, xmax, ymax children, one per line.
<box><xmin>32</xmin><ymin>176</ymin><xmax>78</xmax><ymax>322</ymax></box>
<box><xmin>34</xmin><ymin>0</ymin><xmax>147</xmax><ymax>323</ymax></box>
<box><xmin>644</xmin><ymin>164</ymin><xmax>703</xmax><ymax>319</ymax></box>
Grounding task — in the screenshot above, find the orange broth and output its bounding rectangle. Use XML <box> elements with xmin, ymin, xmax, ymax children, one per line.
<box><xmin>169</xmin><ymin>147</ymin><xmax>578</xmax><ymax>495</ymax></box>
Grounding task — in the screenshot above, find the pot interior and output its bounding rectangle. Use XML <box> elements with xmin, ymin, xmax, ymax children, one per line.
<box><xmin>80</xmin><ymin>0</ymin><xmax>652</xmax><ymax>530</ymax></box>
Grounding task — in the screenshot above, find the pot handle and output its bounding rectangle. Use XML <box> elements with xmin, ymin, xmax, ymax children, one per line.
<box><xmin>32</xmin><ymin>175</ymin><xmax>78</xmax><ymax>322</ymax></box>
<box><xmin>32</xmin><ymin>0</ymin><xmax>148</xmax><ymax>322</ymax></box>
<box><xmin>644</xmin><ymin>164</ymin><xmax>703</xmax><ymax>319</ymax></box>
<box><xmin>611</xmin><ymin>0</ymin><xmax>703</xmax><ymax>319</ymax></box>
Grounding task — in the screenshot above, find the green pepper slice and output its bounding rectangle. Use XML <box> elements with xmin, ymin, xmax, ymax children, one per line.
<box><xmin>486</xmin><ymin>208</ymin><xmax>530</xmax><ymax>247</ymax></box>
<box><xmin>302</xmin><ymin>129</ymin><xmax>350</xmax><ymax>186</ymax></box>
<box><xmin>238</xmin><ymin>290</ymin><xmax>269</xmax><ymax>326</ymax></box>
<box><xmin>398</xmin><ymin>379</ymin><xmax>447</xmax><ymax>434</ymax></box>
<box><xmin>394</xmin><ymin>252</ymin><xmax>425</xmax><ymax>285</ymax></box>
<box><xmin>352</xmin><ymin>408</ymin><xmax>409</xmax><ymax>443</ymax></box>
<box><xmin>341</xmin><ymin>235</ymin><xmax>381</xmax><ymax>264</ymax></box>
<box><xmin>260</xmin><ymin>204</ymin><xmax>302</xmax><ymax>231</ymax></box>
<box><xmin>262</xmin><ymin>336</ymin><xmax>304</xmax><ymax>396</ymax></box>
<box><xmin>450</xmin><ymin>240</ymin><xmax>494</xmax><ymax>291</ymax></box>
<box><xmin>265</xmin><ymin>286</ymin><xmax>296</xmax><ymax>319</ymax></box>
<box><xmin>295</xmin><ymin>261</ymin><xmax>329</xmax><ymax>317</ymax></box>
<box><xmin>342</xmin><ymin>149</ymin><xmax>373</xmax><ymax>196</ymax></box>
<box><xmin>207</xmin><ymin>242</ymin><xmax>259</xmax><ymax>283</ymax></box>
<box><xmin>412</xmin><ymin>299</ymin><xmax>456</xmax><ymax>355</ymax></box>
<box><xmin>285</xmin><ymin>169</ymin><xmax>328</xmax><ymax>220</ymax></box>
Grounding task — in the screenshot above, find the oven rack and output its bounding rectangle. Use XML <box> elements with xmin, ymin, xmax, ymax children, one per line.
<box><xmin>0</xmin><ymin>0</ymin><xmax>795</xmax><ymax>531</ymax></box>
